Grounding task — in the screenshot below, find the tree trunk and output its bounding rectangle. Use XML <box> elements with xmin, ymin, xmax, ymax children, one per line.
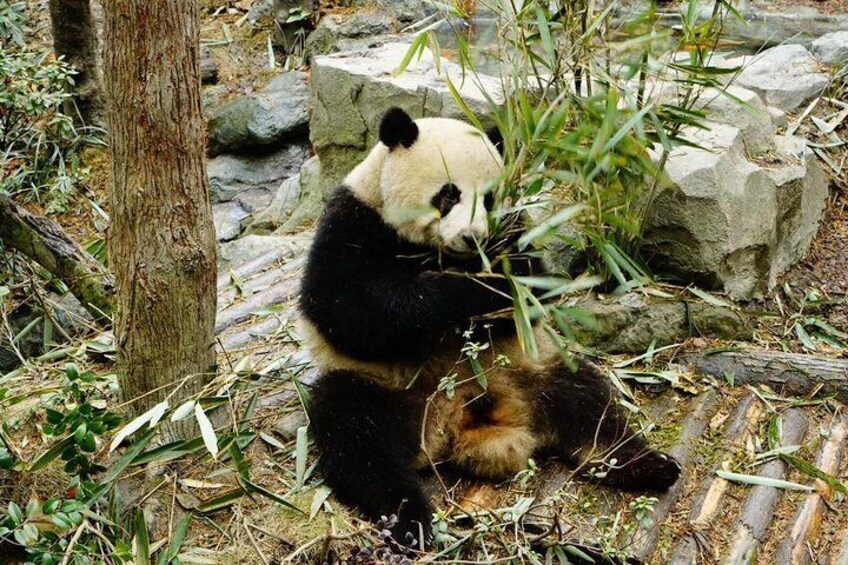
<box><xmin>48</xmin><ymin>0</ymin><xmax>104</xmax><ymax>127</ymax></box>
<box><xmin>102</xmin><ymin>0</ymin><xmax>217</xmax><ymax>439</ymax></box>
<box><xmin>0</xmin><ymin>193</ymin><xmax>113</xmax><ymax>322</ymax></box>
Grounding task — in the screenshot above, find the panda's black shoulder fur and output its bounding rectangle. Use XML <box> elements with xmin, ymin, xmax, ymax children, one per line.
<box><xmin>300</xmin><ymin>187</ymin><xmax>522</xmax><ymax>365</ymax></box>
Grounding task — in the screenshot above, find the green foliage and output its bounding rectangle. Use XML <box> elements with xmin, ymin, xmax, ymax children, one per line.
<box><xmin>0</xmin><ymin>364</ymin><xmax>127</xmax><ymax>564</ymax></box>
<box><xmin>0</xmin><ymin>0</ymin><xmax>101</xmax><ymax>213</ymax></box>
<box><xmin>403</xmin><ymin>0</ymin><xmax>741</xmax><ymax>354</ymax></box>
<box><xmin>37</xmin><ymin>365</ymin><xmax>122</xmax><ymax>476</ymax></box>
<box><xmin>0</xmin><ymin>0</ymin><xmax>25</xmax><ymax>47</ymax></box>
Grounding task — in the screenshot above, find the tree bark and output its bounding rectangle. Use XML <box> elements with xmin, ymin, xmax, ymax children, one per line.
<box><xmin>102</xmin><ymin>0</ymin><xmax>217</xmax><ymax>437</ymax></box>
<box><xmin>48</xmin><ymin>0</ymin><xmax>104</xmax><ymax>127</ymax></box>
<box><xmin>0</xmin><ymin>193</ymin><xmax>113</xmax><ymax>322</ymax></box>
<box><xmin>684</xmin><ymin>350</ymin><xmax>848</xmax><ymax>402</ymax></box>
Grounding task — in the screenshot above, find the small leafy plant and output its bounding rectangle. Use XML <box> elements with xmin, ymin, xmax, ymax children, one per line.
<box><xmin>0</xmin><ymin>0</ymin><xmax>101</xmax><ymax>212</ymax></box>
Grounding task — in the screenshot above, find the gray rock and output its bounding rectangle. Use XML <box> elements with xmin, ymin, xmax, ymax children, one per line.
<box><xmin>720</xmin><ymin>8</ymin><xmax>848</xmax><ymax>49</ymax></box>
<box><xmin>273</xmin><ymin>410</ymin><xmax>308</xmax><ymax>440</ymax></box>
<box><xmin>730</xmin><ymin>45</ymin><xmax>829</xmax><ymax>112</ymax></box>
<box><xmin>643</xmin><ymin>123</ymin><xmax>828</xmax><ymax>299</ymax></box>
<box><xmin>365</xmin><ymin>0</ymin><xmax>436</xmax><ymax>23</ymax></box>
<box><xmin>218</xmin><ymin>234</ymin><xmax>307</xmax><ymax>269</ymax></box>
<box><xmin>207</xmin><ymin>71</ymin><xmax>309</xmax><ymax>155</ymax></box>
<box><xmin>202</xmin><ymin>84</ymin><xmax>228</xmax><ymax>119</ymax></box>
<box><xmin>212</xmin><ymin>202</ymin><xmax>250</xmax><ymax>242</ymax></box>
<box><xmin>207</xmin><ymin>143</ymin><xmax>310</xmax><ymax>203</ymax></box>
<box><xmin>524</xmin><ymin>200</ymin><xmax>588</xmax><ymax>277</ymax></box>
<box><xmin>572</xmin><ymin>293</ymin><xmax>752</xmax><ymax>353</ymax></box>
<box><xmin>244</xmin><ymin>174</ymin><xmax>302</xmax><ymax>235</ymax></box>
<box><xmin>278</xmin><ymin>156</ymin><xmax>325</xmax><ymax>233</ymax></box>
<box><xmin>637</xmin><ymin>2</ymin><xmax>848</xmax><ymax>51</ymax></box>
<box><xmin>811</xmin><ymin>31</ymin><xmax>848</xmax><ymax>66</ymax></box>
<box><xmin>201</xmin><ymin>46</ymin><xmax>217</xmax><ymax>84</ymax></box>
<box><xmin>235</xmin><ymin>188</ymin><xmax>275</xmax><ymax>213</ymax></box>
<box><xmin>273</xmin><ymin>0</ymin><xmax>314</xmax><ymax>50</ymax></box>
<box><xmin>310</xmin><ymin>42</ymin><xmax>504</xmax><ymax>188</ymax></box>
<box><xmin>245</xmin><ymin>0</ymin><xmax>273</xmax><ymax>24</ymax></box>
<box><xmin>304</xmin><ymin>12</ymin><xmax>395</xmax><ymax>62</ymax></box>
<box><xmin>694</xmin><ymin>86</ymin><xmax>775</xmax><ymax>157</ymax></box>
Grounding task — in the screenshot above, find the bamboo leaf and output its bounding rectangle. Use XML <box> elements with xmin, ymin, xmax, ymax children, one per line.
<box><xmin>295</xmin><ymin>425</ymin><xmax>308</xmax><ymax>487</ymax></box>
<box><xmin>171</xmin><ymin>400</ymin><xmax>195</xmax><ymax>423</ymax></box>
<box><xmin>716</xmin><ymin>470</ymin><xmax>813</xmax><ymax>491</ymax></box>
<box><xmin>195</xmin><ymin>404</ymin><xmax>219</xmax><ymax>459</ymax></box>
<box><xmin>197</xmin><ymin>488</ymin><xmax>246</xmax><ymax>513</ymax></box>
<box><xmin>689</xmin><ymin>287</ymin><xmax>735</xmax><ymax>309</ymax></box>
<box><xmin>148</xmin><ymin>401</ymin><xmax>170</xmax><ymax>428</ymax></box>
<box><xmin>135</xmin><ymin>509</ymin><xmax>151</xmax><ymax>565</ymax></box>
<box><xmin>99</xmin><ymin>430</ymin><xmax>155</xmax><ymax>485</ymax></box>
<box><xmin>242</xmin><ymin>478</ymin><xmax>303</xmax><ymax>513</ymax></box>
<box><xmin>165</xmin><ymin>515</ymin><xmax>191</xmax><ymax>561</ymax></box>
<box><xmin>30</xmin><ymin>436</ymin><xmax>74</xmax><ymax>472</ymax></box>
<box><xmin>310</xmin><ymin>486</ymin><xmax>332</xmax><ymax>519</ymax></box>
<box><xmin>794</xmin><ymin>322</ymin><xmax>816</xmax><ymax>351</ymax></box>
<box><xmin>110</xmin><ymin>403</ymin><xmax>161</xmax><ymax>453</ymax></box>
<box><xmin>780</xmin><ymin>453</ymin><xmax>848</xmax><ymax>495</ymax></box>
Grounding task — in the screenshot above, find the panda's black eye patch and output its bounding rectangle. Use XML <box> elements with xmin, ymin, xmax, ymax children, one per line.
<box><xmin>432</xmin><ymin>183</ymin><xmax>462</xmax><ymax>217</ymax></box>
<box><xmin>484</xmin><ymin>191</ymin><xmax>495</xmax><ymax>211</ymax></box>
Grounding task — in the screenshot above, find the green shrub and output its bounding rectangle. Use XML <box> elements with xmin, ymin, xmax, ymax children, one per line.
<box><xmin>0</xmin><ymin>0</ymin><xmax>101</xmax><ymax>213</ymax></box>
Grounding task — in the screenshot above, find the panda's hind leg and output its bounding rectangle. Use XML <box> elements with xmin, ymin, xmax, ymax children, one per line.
<box><xmin>534</xmin><ymin>358</ymin><xmax>681</xmax><ymax>492</ymax></box>
<box><xmin>310</xmin><ymin>370</ymin><xmax>432</xmax><ymax>545</ymax></box>
<box><xmin>448</xmin><ymin>385</ymin><xmax>537</xmax><ymax>480</ymax></box>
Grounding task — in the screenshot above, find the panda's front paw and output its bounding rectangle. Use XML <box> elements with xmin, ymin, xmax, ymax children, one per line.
<box><xmin>385</xmin><ymin>498</ymin><xmax>433</xmax><ymax>551</ymax></box>
<box><xmin>592</xmin><ymin>450</ymin><xmax>682</xmax><ymax>493</ymax></box>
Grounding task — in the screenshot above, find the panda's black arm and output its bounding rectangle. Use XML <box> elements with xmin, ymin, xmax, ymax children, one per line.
<box><xmin>300</xmin><ymin>187</ymin><xmax>527</xmax><ymax>363</ymax></box>
<box><xmin>301</xmin><ymin>258</ymin><xmax>514</xmax><ymax>363</ymax></box>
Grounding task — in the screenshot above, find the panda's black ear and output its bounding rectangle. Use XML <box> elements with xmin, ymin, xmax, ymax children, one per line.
<box><xmin>486</xmin><ymin>126</ymin><xmax>504</xmax><ymax>156</ymax></box>
<box><xmin>379</xmin><ymin>107</ymin><xmax>419</xmax><ymax>150</ymax></box>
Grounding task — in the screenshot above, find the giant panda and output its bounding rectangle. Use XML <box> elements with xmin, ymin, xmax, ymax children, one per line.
<box><xmin>299</xmin><ymin>107</ymin><xmax>681</xmax><ymax>546</ymax></box>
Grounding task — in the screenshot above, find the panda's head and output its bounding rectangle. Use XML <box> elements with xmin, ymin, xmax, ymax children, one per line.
<box><xmin>345</xmin><ymin>107</ymin><xmax>504</xmax><ymax>256</ymax></box>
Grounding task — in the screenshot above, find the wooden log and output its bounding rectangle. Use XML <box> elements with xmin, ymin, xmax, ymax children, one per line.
<box><xmin>0</xmin><ymin>193</ymin><xmax>113</xmax><ymax>323</ymax></box>
<box><xmin>218</xmin><ymin>258</ymin><xmax>304</xmax><ymax>309</ymax></box>
<box><xmin>214</xmin><ymin>278</ymin><xmax>299</xmax><ymax>333</ymax></box>
<box><xmin>775</xmin><ymin>418</ymin><xmax>847</xmax><ymax>565</ymax></box>
<box><xmin>722</xmin><ymin>408</ymin><xmax>809</xmax><ymax>565</ymax></box>
<box><xmin>216</xmin><ymin>242</ymin><xmax>304</xmax><ymax>291</ymax></box>
<box><xmin>685</xmin><ymin>350</ymin><xmax>848</xmax><ymax>402</ymax></box>
<box><xmin>632</xmin><ymin>390</ymin><xmax>720</xmax><ymax>561</ymax></box>
<box><xmin>832</xmin><ymin>528</ymin><xmax>848</xmax><ymax>565</ymax></box>
<box><xmin>668</xmin><ymin>393</ymin><xmax>763</xmax><ymax>565</ymax></box>
<box><xmin>217</xmin><ymin>315</ymin><xmax>291</xmax><ymax>352</ymax></box>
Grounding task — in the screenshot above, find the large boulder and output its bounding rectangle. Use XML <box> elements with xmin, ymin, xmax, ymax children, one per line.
<box><xmin>573</xmin><ymin>293</ymin><xmax>752</xmax><ymax>353</ymax></box>
<box><xmin>692</xmin><ymin>85</ymin><xmax>776</xmax><ymax>157</ymax></box>
<box><xmin>643</xmin><ymin>122</ymin><xmax>828</xmax><ymax>299</ymax></box>
<box><xmin>207</xmin><ymin>71</ymin><xmax>310</xmax><ymax>155</ymax></box>
<box><xmin>811</xmin><ymin>31</ymin><xmax>848</xmax><ymax>66</ymax></box>
<box><xmin>300</xmin><ymin>42</ymin><xmax>504</xmax><ymax>227</ymax></box>
<box><xmin>207</xmin><ymin>143</ymin><xmax>309</xmax><ymax>206</ymax></box>
<box><xmin>304</xmin><ymin>12</ymin><xmax>395</xmax><ymax>63</ymax></box>
<box><xmin>243</xmin><ymin>174</ymin><xmax>302</xmax><ymax>234</ymax></box>
<box><xmin>724</xmin><ymin>45</ymin><xmax>829</xmax><ymax>112</ymax></box>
